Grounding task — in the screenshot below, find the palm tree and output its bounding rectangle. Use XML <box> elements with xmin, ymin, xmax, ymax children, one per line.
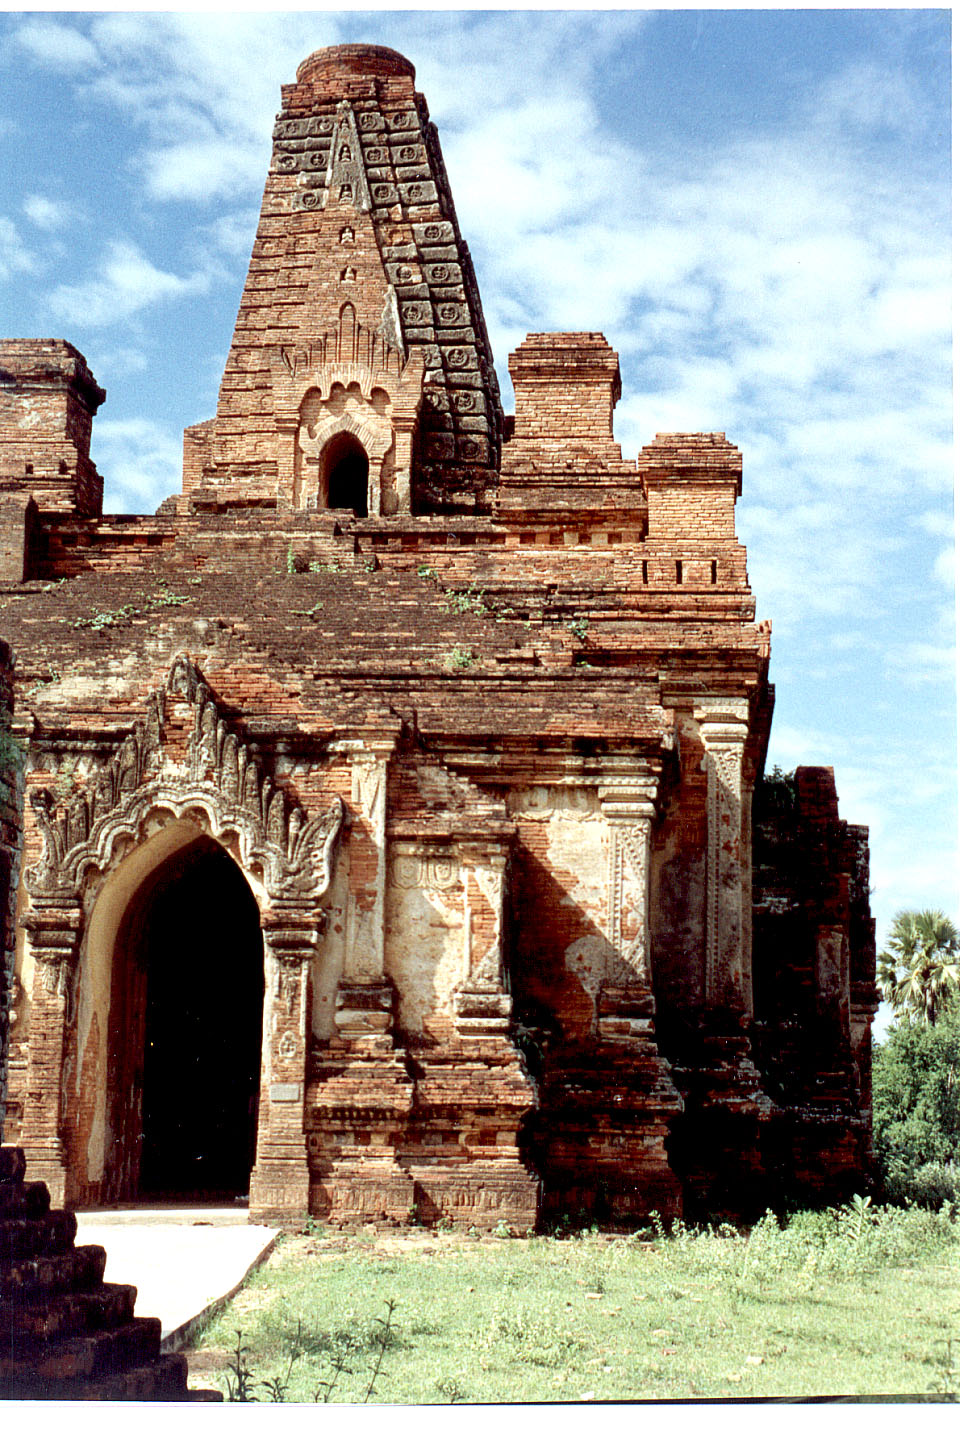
<box><xmin>878</xmin><ymin>910</ymin><xmax>960</xmax><ymax>1026</ymax></box>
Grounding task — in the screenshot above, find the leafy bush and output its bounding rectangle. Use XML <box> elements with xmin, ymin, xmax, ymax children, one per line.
<box><xmin>909</xmin><ymin>1162</ymin><xmax>960</xmax><ymax>1211</ymax></box>
<box><xmin>873</xmin><ymin>1000</ymin><xmax>960</xmax><ymax>1205</ymax></box>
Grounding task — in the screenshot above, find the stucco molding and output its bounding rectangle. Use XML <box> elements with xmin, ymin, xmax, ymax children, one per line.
<box><xmin>25</xmin><ymin>655</ymin><xmax>342</xmax><ymax>903</ymax></box>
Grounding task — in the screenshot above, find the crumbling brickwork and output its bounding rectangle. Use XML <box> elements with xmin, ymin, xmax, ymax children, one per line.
<box><xmin>751</xmin><ymin>765</ymin><xmax>876</xmax><ymax>1202</ymax></box>
<box><xmin>0</xmin><ymin>44</ymin><xmax>876</xmax><ymax>1228</ymax></box>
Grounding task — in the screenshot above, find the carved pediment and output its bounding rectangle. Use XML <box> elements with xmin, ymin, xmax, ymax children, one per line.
<box><xmin>27</xmin><ymin>656</ymin><xmax>342</xmax><ymax>901</ymax></box>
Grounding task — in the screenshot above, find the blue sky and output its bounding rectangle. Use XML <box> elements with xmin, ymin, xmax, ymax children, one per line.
<box><xmin>0</xmin><ymin>9</ymin><xmax>954</xmax><ymax>994</ymax></box>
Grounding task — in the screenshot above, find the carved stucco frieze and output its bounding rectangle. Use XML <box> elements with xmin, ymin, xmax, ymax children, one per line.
<box><xmin>25</xmin><ymin>656</ymin><xmax>343</xmax><ymax>904</ymax></box>
<box><xmin>607</xmin><ymin>820</ymin><xmax>653</xmax><ymax>985</ymax></box>
<box><xmin>599</xmin><ymin>773</ymin><xmax>659</xmax><ymax>989</ymax></box>
<box><xmin>454</xmin><ymin>844</ymin><xmax>512</xmax><ymax>1035</ymax></box>
<box><xmin>390</xmin><ymin>854</ymin><xmax>460</xmax><ymax>890</ymax></box>
<box><xmin>461</xmin><ymin>847</ymin><xmax>508</xmax><ymax>992</ymax></box>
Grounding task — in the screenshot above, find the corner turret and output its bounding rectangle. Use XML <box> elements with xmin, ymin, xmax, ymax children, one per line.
<box><xmin>0</xmin><ymin>339</ymin><xmax>105</xmax><ymax>579</ymax></box>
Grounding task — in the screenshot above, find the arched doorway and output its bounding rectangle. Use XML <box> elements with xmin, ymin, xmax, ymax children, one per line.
<box><xmin>107</xmin><ymin>835</ymin><xmax>264</xmax><ymax>1203</ymax></box>
<box><xmin>322</xmin><ymin>431</ymin><xmax>369</xmax><ymax>516</ymax></box>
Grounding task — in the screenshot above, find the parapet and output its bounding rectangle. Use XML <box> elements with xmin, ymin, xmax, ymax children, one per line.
<box><xmin>639</xmin><ymin>432</ymin><xmax>742</xmax><ymax>538</ymax></box>
<box><xmin>507</xmin><ymin>333</ymin><xmax>623</xmax><ymax>458</ymax></box>
<box><xmin>0</xmin><ymin>339</ymin><xmax>105</xmax><ymax>414</ymax></box>
<box><xmin>0</xmin><ymin>339</ymin><xmax>105</xmax><ymax>525</ymax></box>
<box><xmin>795</xmin><ymin>766</ymin><xmax>841</xmax><ymax>824</ymax></box>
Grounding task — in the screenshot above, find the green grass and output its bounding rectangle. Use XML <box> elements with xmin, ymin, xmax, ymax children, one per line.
<box><xmin>189</xmin><ymin>1204</ymin><xmax>960</xmax><ymax>1403</ymax></box>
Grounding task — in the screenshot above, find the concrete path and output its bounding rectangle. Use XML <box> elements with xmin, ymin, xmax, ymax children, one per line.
<box><xmin>74</xmin><ymin>1208</ymin><xmax>278</xmax><ymax>1352</ymax></box>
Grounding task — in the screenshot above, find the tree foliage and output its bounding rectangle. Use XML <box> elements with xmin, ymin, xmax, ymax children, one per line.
<box><xmin>873</xmin><ymin>998</ymin><xmax>960</xmax><ymax>1206</ymax></box>
<box><xmin>878</xmin><ymin>908</ymin><xmax>960</xmax><ymax>1027</ymax></box>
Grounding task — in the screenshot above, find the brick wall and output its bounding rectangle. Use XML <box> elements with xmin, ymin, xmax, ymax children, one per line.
<box><xmin>0</xmin><ymin>640</ymin><xmax>22</xmax><ymax>1140</ymax></box>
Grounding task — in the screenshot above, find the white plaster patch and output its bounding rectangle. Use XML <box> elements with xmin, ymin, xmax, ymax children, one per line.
<box><xmin>385</xmin><ymin>880</ymin><xmax>464</xmax><ymax>1034</ymax></box>
<box><xmin>542</xmin><ymin>809</ymin><xmax>607</xmax><ymax>918</ymax></box>
<box><xmin>87</xmin><ymin>1067</ymin><xmax>105</xmax><ymax>1181</ymax></box>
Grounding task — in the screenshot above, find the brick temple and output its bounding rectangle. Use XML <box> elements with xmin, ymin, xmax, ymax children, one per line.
<box><xmin>0</xmin><ymin>44</ymin><xmax>877</xmax><ymax>1229</ymax></box>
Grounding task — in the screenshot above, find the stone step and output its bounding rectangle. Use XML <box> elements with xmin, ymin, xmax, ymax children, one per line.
<box><xmin>77</xmin><ymin>1353</ymin><xmax>196</xmax><ymax>1403</ymax></box>
<box><xmin>0</xmin><ymin>1243</ymin><xmax>107</xmax><ymax>1303</ymax></box>
<box><xmin>0</xmin><ymin>1282</ymin><xmax>137</xmax><ymax>1350</ymax></box>
<box><xmin>0</xmin><ymin>1351</ymin><xmax>195</xmax><ymax>1403</ymax></box>
<box><xmin>0</xmin><ymin>1209</ymin><xmax>77</xmax><ymax>1262</ymax></box>
<box><xmin>0</xmin><ymin>1180</ymin><xmax>51</xmax><ymax>1218</ymax></box>
<box><xmin>0</xmin><ymin>1315</ymin><xmax>161</xmax><ymax>1392</ymax></box>
<box><xmin>0</xmin><ymin>1149</ymin><xmax>26</xmax><ymax>1184</ymax></box>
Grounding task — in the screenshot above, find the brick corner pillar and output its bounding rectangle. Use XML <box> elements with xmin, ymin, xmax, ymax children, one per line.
<box><xmin>413</xmin><ymin>832</ymin><xmax>540</xmax><ymax>1233</ymax></box>
<box><xmin>18</xmin><ymin>897</ymin><xmax>83</xmax><ymax>1208</ymax></box>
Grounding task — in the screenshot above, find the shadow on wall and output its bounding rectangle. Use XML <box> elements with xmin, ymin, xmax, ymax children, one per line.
<box><xmin>509</xmin><ymin>841</ymin><xmax>616</xmax><ymax>1057</ymax></box>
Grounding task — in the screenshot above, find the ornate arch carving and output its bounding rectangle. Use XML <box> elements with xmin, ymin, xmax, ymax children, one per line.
<box><xmin>26</xmin><ymin>655</ymin><xmax>343</xmax><ymax>903</ymax></box>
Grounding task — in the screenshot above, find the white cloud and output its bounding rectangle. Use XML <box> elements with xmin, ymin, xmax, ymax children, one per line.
<box><xmin>139</xmin><ymin>136</ymin><xmax>266</xmax><ymax>206</ymax></box>
<box><xmin>0</xmin><ymin>217</ymin><xmax>36</xmax><ymax>282</ymax></box>
<box><xmin>807</xmin><ymin>60</ymin><xmax>934</xmax><ymax>141</ymax></box>
<box><xmin>47</xmin><ymin>239</ymin><xmax>210</xmax><ymax>327</ymax></box>
<box><xmin>885</xmin><ymin>641</ymin><xmax>957</xmax><ymax>688</ymax></box>
<box><xmin>933</xmin><ymin>545</ymin><xmax>956</xmax><ymax>589</ymax></box>
<box><xmin>80</xmin><ymin>13</ymin><xmax>339</xmax><ymax>203</ymax></box>
<box><xmin>914</xmin><ymin>509</ymin><xmax>955</xmax><ymax>540</ymax></box>
<box><xmin>97</xmin><ymin>345</ymin><xmax>149</xmax><ymax>377</ymax></box>
<box><xmin>13</xmin><ymin>19</ymin><xmax>100</xmax><ymax>72</ymax></box>
<box><xmin>94</xmin><ymin>417</ymin><xmax>181</xmax><ymax>513</ymax></box>
<box><xmin>22</xmin><ymin>194</ymin><xmax>70</xmax><ymax>230</ymax></box>
<box><xmin>198</xmin><ymin>210</ymin><xmax>260</xmax><ymax>261</ymax></box>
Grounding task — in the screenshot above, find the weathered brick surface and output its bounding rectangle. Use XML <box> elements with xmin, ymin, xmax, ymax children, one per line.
<box><xmin>0</xmin><ymin>43</ymin><xmax>876</xmax><ymax>1229</ymax></box>
<box><xmin>0</xmin><ymin>640</ymin><xmax>22</xmax><ymax>1138</ymax></box>
<box><xmin>0</xmin><ymin>340</ymin><xmax>104</xmax><ymax>526</ymax></box>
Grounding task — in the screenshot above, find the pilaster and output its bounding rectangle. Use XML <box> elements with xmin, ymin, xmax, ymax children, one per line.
<box><xmin>529</xmin><ymin>767</ymin><xmax>683</xmax><ymax>1224</ymax></box>
<box><xmin>249</xmin><ymin>902</ymin><xmax>320</xmax><ymax>1222</ymax></box>
<box><xmin>18</xmin><ymin>897</ymin><xmax>83</xmax><ymax>1206</ymax></box>
<box><xmin>453</xmin><ymin>838</ymin><xmax>512</xmax><ymax>1039</ymax></box>
<box><xmin>740</xmin><ymin>773</ymin><xmax>754</xmax><ymax>1016</ymax></box>
<box><xmin>694</xmin><ymin>699</ymin><xmax>751</xmax><ymax>1010</ymax></box>
<box><xmin>598</xmin><ymin>772</ymin><xmax>659</xmax><ymax>1038</ymax></box>
<box><xmin>344</xmin><ymin>741</ymin><xmax>392</xmax><ymax>985</ymax></box>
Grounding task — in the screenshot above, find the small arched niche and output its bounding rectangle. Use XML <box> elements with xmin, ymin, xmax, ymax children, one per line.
<box><xmin>322</xmin><ymin>431</ymin><xmax>369</xmax><ymax>517</ymax></box>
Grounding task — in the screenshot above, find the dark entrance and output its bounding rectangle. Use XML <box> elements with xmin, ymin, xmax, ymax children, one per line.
<box><xmin>112</xmin><ymin>836</ymin><xmax>264</xmax><ymax>1202</ymax></box>
<box><xmin>323</xmin><ymin>432</ymin><xmax>369</xmax><ymax>516</ymax></box>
